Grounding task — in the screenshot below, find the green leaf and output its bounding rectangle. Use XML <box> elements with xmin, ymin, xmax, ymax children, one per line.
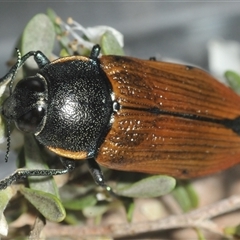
<box><xmin>0</xmin><ymin>188</ymin><xmax>16</xmax><ymax>236</ymax></box>
<box><xmin>126</xmin><ymin>199</ymin><xmax>135</xmax><ymax>222</ymax></box>
<box><xmin>225</xmin><ymin>70</ymin><xmax>240</xmax><ymax>94</ymax></box>
<box><xmin>224</xmin><ymin>225</ymin><xmax>240</xmax><ymax>237</ymax></box>
<box><xmin>46</xmin><ymin>8</ymin><xmax>59</xmax><ymax>32</ymax></box>
<box><xmin>101</xmin><ymin>30</ymin><xmax>124</xmax><ymax>55</ymax></box>
<box><xmin>20</xmin><ymin>187</ymin><xmax>65</xmax><ymax>222</ymax></box>
<box><xmin>82</xmin><ymin>204</ymin><xmax>109</xmax><ymax>219</ymax></box>
<box><xmin>24</xmin><ymin>134</ymin><xmax>59</xmax><ymax>198</ymax></box>
<box><xmin>21</xmin><ymin>13</ymin><xmax>55</xmax><ymax>68</ymax></box>
<box><xmin>0</xmin><ymin>188</ymin><xmax>15</xmax><ymax>213</ymax></box>
<box><xmin>186</xmin><ymin>184</ymin><xmax>199</xmax><ymax>208</ymax></box>
<box><xmin>0</xmin><ymin>213</ymin><xmax>8</xmax><ymax>236</ymax></box>
<box><xmin>0</xmin><ymin>78</ymin><xmax>10</xmax><ymax>97</ymax></box>
<box><xmin>59</xmin><ymin>48</ymin><xmax>70</xmax><ymax>57</ymax></box>
<box><xmin>46</xmin><ymin>8</ymin><xmax>71</xmax><ymax>55</ymax></box>
<box><xmin>172</xmin><ymin>181</ymin><xmax>198</xmax><ymax>212</ymax></box>
<box><xmin>0</xmin><ymin>69</ymin><xmax>10</xmax><ymax>142</ymax></box>
<box><xmin>0</xmin><ymin>116</ymin><xmax>6</xmax><ymax>143</ymax></box>
<box><xmin>64</xmin><ymin>213</ymin><xmax>82</xmax><ymax>225</ymax></box>
<box><xmin>116</xmin><ymin>175</ymin><xmax>176</xmax><ymax>198</ymax></box>
<box><xmin>59</xmin><ymin>183</ymin><xmax>96</xmax><ymax>202</ymax></box>
<box><xmin>0</xmin><ymin>63</ymin><xmax>24</xmax><ymax>104</ymax></box>
<box><xmin>196</xmin><ymin>228</ymin><xmax>207</xmax><ymax>240</ymax></box>
<box><xmin>63</xmin><ymin>194</ymin><xmax>97</xmax><ymax>210</ymax></box>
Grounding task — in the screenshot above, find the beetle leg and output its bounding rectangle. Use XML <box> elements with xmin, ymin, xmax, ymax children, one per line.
<box><xmin>0</xmin><ymin>50</ymin><xmax>50</xmax><ymax>86</ymax></box>
<box><xmin>149</xmin><ymin>56</ymin><xmax>156</xmax><ymax>61</ymax></box>
<box><xmin>87</xmin><ymin>158</ymin><xmax>117</xmax><ymax>197</ymax></box>
<box><xmin>90</xmin><ymin>45</ymin><xmax>101</xmax><ymax>59</ymax></box>
<box><xmin>0</xmin><ymin>157</ymin><xmax>75</xmax><ymax>190</ymax></box>
<box><xmin>17</xmin><ymin>50</ymin><xmax>50</xmax><ymax>69</ymax></box>
<box><xmin>33</xmin><ymin>51</ymin><xmax>50</xmax><ymax>68</ymax></box>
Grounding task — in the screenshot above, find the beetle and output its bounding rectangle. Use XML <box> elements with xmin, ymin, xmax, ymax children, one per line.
<box><xmin>1</xmin><ymin>44</ymin><xmax>240</xmax><ymax>192</ymax></box>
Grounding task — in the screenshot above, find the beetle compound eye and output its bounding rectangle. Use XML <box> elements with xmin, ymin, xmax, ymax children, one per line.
<box><xmin>16</xmin><ymin>107</ymin><xmax>45</xmax><ymax>133</ymax></box>
<box><xmin>16</xmin><ymin>76</ymin><xmax>45</xmax><ymax>92</ymax></box>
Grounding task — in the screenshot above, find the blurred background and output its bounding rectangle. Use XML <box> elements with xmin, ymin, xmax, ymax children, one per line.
<box><xmin>1</xmin><ymin>2</ymin><xmax>240</xmax><ymax>71</ymax></box>
<box><xmin>0</xmin><ymin>2</ymin><xmax>240</xmax><ymax>178</ymax></box>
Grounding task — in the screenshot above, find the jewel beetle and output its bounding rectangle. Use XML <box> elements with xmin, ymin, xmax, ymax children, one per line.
<box><xmin>1</xmin><ymin>44</ymin><xmax>240</xmax><ymax>191</ymax></box>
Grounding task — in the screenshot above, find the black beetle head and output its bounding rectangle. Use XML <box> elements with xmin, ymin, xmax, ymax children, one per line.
<box><xmin>2</xmin><ymin>74</ymin><xmax>47</xmax><ymax>134</ymax></box>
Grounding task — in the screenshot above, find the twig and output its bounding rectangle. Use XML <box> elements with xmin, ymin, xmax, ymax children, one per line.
<box><xmin>43</xmin><ymin>194</ymin><xmax>240</xmax><ymax>238</ymax></box>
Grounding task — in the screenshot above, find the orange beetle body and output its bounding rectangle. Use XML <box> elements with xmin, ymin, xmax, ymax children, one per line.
<box><xmin>97</xmin><ymin>56</ymin><xmax>240</xmax><ymax>178</ymax></box>
<box><xmin>1</xmin><ymin>44</ymin><xmax>240</xmax><ymax>190</ymax></box>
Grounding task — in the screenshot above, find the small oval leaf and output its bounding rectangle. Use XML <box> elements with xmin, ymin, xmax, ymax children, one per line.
<box><xmin>24</xmin><ymin>134</ymin><xmax>59</xmax><ymax>197</ymax></box>
<box><xmin>0</xmin><ymin>80</ymin><xmax>10</xmax><ymax>97</ymax></box>
<box><xmin>0</xmin><ymin>214</ymin><xmax>8</xmax><ymax>236</ymax></box>
<box><xmin>20</xmin><ymin>187</ymin><xmax>66</xmax><ymax>222</ymax></box>
<box><xmin>116</xmin><ymin>175</ymin><xmax>176</xmax><ymax>198</ymax></box>
<box><xmin>0</xmin><ymin>116</ymin><xmax>6</xmax><ymax>143</ymax></box>
<box><xmin>21</xmin><ymin>13</ymin><xmax>55</xmax><ymax>68</ymax></box>
<box><xmin>225</xmin><ymin>70</ymin><xmax>240</xmax><ymax>94</ymax></box>
<box><xmin>0</xmin><ymin>187</ymin><xmax>17</xmax><ymax>236</ymax></box>
<box><xmin>0</xmin><ymin>187</ymin><xmax>15</xmax><ymax>213</ymax></box>
<box><xmin>172</xmin><ymin>181</ymin><xmax>198</xmax><ymax>212</ymax></box>
<box><xmin>101</xmin><ymin>30</ymin><xmax>124</xmax><ymax>55</ymax></box>
<box><xmin>126</xmin><ymin>199</ymin><xmax>135</xmax><ymax>222</ymax></box>
<box><xmin>46</xmin><ymin>8</ymin><xmax>70</xmax><ymax>55</ymax></box>
<box><xmin>82</xmin><ymin>204</ymin><xmax>110</xmax><ymax>219</ymax></box>
<box><xmin>63</xmin><ymin>194</ymin><xmax>97</xmax><ymax>210</ymax></box>
<box><xmin>224</xmin><ymin>225</ymin><xmax>240</xmax><ymax>237</ymax></box>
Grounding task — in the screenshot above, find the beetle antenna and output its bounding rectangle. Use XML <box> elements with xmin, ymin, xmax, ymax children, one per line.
<box><xmin>9</xmin><ymin>48</ymin><xmax>22</xmax><ymax>94</ymax></box>
<box><xmin>5</xmin><ymin>121</ymin><xmax>11</xmax><ymax>163</ymax></box>
<box><xmin>4</xmin><ymin>49</ymin><xmax>22</xmax><ymax>163</ymax></box>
